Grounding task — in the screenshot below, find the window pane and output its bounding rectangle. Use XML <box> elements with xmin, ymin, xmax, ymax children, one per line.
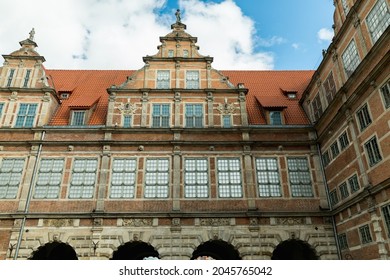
<box><xmin>0</xmin><ymin>158</ymin><xmax>25</xmax><ymax>199</ymax></box>
<box><xmin>217</xmin><ymin>158</ymin><xmax>242</xmax><ymax>198</ymax></box>
<box><xmin>184</xmin><ymin>158</ymin><xmax>208</xmax><ymax>198</ymax></box>
<box><xmin>256</xmin><ymin>158</ymin><xmax>281</xmax><ymax>197</ymax></box>
<box><xmin>110</xmin><ymin>158</ymin><xmax>136</xmax><ymax>198</ymax></box>
<box><xmin>34</xmin><ymin>159</ymin><xmax>64</xmax><ymax>199</ymax></box>
<box><xmin>144</xmin><ymin>158</ymin><xmax>169</xmax><ymax>198</ymax></box>
<box><xmin>287</xmin><ymin>158</ymin><xmax>313</xmax><ymax>197</ymax></box>
<box><xmin>69</xmin><ymin>159</ymin><xmax>97</xmax><ymax>199</ymax></box>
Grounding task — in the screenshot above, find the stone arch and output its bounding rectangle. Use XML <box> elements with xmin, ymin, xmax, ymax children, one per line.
<box><xmin>111</xmin><ymin>241</ymin><xmax>159</xmax><ymax>260</ymax></box>
<box><xmin>29</xmin><ymin>241</ymin><xmax>78</xmax><ymax>260</ymax></box>
<box><xmin>271</xmin><ymin>238</ymin><xmax>318</xmax><ymax>260</ymax></box>
<box><xmin>191</xmin><ymin>239</ymin><xmax>241</xmax><ymax>260</ymax></box>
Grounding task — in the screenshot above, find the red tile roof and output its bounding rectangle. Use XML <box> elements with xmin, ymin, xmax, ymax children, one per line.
<box><xmin>222</xmin><ymin>70</ymin><xmax>314</xmax><ymax>125</ymax></box>
<box><xmin>47</xmin><ymin>70</ymin><xmax>132</xmax><ymax>125</ymax></box>
<box><xmin>46</xmin><ymin>69</ymin><xmax>314</xmax><ymax>126</ymax></box>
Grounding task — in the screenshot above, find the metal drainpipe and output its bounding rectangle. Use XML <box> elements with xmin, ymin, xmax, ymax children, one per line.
<box><xmin>316</xmin><ymin>141</ymin><xmax>342</xmax><ymax>260</ymax></box>
<box><xmin>13</xmin><ymin>130</ymin><xmax>45</xmax><ymax>259</ymax></box>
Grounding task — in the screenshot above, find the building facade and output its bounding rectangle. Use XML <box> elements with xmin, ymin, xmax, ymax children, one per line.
<box><xmin>0</xmin><ymin>0</ymin><xmax>388</xmax><ymax>260</ymax></box>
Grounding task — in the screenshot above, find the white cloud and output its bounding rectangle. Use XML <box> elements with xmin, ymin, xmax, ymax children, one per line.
<box><xmin>292</xmin><ymin>43</ymin><xmax>300</xmax><ymax>50</ymax></box>
<box><xmin>317</xmin><ymin>28</ymin><xmax>334</xmax><ymax>43</ymax></box>
<box><xmin>179</xmin><ymin>0</ymin><xmax>274</xmax><ymax>69</ymax></box>
<box><xmin>0</xmin><ymin>0</ymin><xmax>274</xmax><ymax>70</ymax></box>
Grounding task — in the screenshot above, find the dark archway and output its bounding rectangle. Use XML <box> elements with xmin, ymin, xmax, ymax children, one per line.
<box><xmin>29</xmin><ymin>241</ymin><xmax>78</xmax><ymax>260</ymax></box>
<box><xmin>191</xmin><ymin>239</ymin><xmax>241</xmax><ymax>260</ymax></box>
<box><xmin>271</xmin><ymin>239</ymin><xmax>318</xmax><ymax>260</ymax></box>
<box><xmin>111</xmin><ymin>241</ymin><xmax>159</xmax><ymax>260</ymax></box>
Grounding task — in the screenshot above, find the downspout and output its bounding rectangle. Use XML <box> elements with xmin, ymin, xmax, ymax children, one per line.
<box><xmin>316</xmin><ymin>140</ymin><xmax>342</xmax><ymax>260</ymax></box>
<box><xmin>13</xmin><ymin>130</ymin><xmax>45</xmax><ymax>259</ymax></box>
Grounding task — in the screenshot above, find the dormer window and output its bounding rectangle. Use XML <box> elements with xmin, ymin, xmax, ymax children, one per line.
<box><xmin>269</xmin><ymin>111</ymin><xmax>283</xmax><ymax>125</ymax></box>
<box><xmin>156</xmin><ymin>70</ymin><xmax>170</xmax><ymax>89</ymax></box>
<box><xmin>287</xmin><ymin>93</ymin><xmax>297</xmax><ymax>99</ymax></box>
<box><xmin>71</xmin><ymin>110</ymin><xmax>86</xmax><ymax>126</ymax></box>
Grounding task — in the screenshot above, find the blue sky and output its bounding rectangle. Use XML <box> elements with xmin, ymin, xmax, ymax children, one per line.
<box><xmin>0</xmin><ymin>0</ymin><xmax>335</xmax><ymax>70</ymax></box>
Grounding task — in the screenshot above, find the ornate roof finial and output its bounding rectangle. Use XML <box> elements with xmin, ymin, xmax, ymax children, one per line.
<box><xmin>29</xmin><ymin>28</ymin><xmax>35</xmax><ymax>41</ymax></box>
<box><xmin>175</xmin><ymin>9</ymin><xmax>181</xmax><ymax>23</ymax></box>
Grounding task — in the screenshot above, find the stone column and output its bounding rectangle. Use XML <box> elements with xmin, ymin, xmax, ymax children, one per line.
<box><xmin>4</xmin><ymin>91</ymin><xmax>18</xmax><ymax>127</ymax></box>
<box><xmin>141</xmin><ymin>91</ymin><xmax>149</xmax><ymax>128</ymax></box>
<box><xmin>239</xmin><ymin>91</ymin><xmax>248</xmax><ymax>126</ymax></box>
<box><xmin>243</xmin><ymin>146</ymin><xmax>256</xmax><ymax>210</ymax></box>
<box><xmin>96</xmin><ymin>145</ymin><xmax>111</xmax><ymax>211</ymax></box>
<box><xmin>174</xmin><ymin>92</ymin><xmax>181</xmax><ymax>128</ymax></box>
<box><xmin>172</xmin><ymin>147</ymin><xmax>181</xmax><ymax>211</ymax></box>
<box><xmin>206</xmin><ymin>91</ymin><xmax>214</xmax><ymax>127</ymax></box>
<box><xmin>106</xmin><ymin>91</ymin><xmax>116</xmax><ymax>127</ymax></box>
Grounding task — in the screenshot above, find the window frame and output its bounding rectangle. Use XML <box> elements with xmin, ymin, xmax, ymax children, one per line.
<box><xmin>339</xmin><ymin>131</ymin><xmax>350</xmax><ymax>150</ymax></box>
<box><xmin>68</xmin><ymin>158</ymin><xmax>98</xmax><ymax>199</ymax></box>
<box><xmin>359</xmin><ymin>224</ymin><xmax>373</xmax><ymax>244</ymax></box>
<box><xmin>184</xmin><ymin>158</ymin><xmax>209</xmax><ymax>198</ymax></box>
<box><xmin>269</xmin><ymin>111</ymin><xmax>283</xmax><ymax>125</ymax></box>
<box><xmin>152</xmin><ymin>104</ymin><xmax>170</xmax><ymax>128</ymax></box>
<box><xmin>156</xmin><ymin>70</ymin><xmax>170</xmax><ymax>89</ymax></box>
<box><xmin>6</xmin><ymin>69</ymin><xmax>15</xmax><ymax>87</ymax></box>
<box><xmin>329</xmin><ymin>189</ymin><xmax>339</xmax><ymax>206</ymax></box>
<box><xmin>217</xmin><ymin>158</ymin><xmax>243</xmax><ymax>198</ymax></box>
<box><xmin>110</xmin><ymin>158</ymin><xmax>137</xmax><ymax>199</ymax></box>
<box><xmin>342</xmin><ymin>40</ymin><xmax>360</xmax><ymax>78</ymax></box>
<box><xmin>186</xmin><ymin>70</ymin><xmax>200</xmax><ymax>89</ymax></box>
<box><xmin>339</xmin><ymin>182</ymin><xmax>349</xmax><ymax>199</ymax></box>
<box><xmin>123</xmin><ymin>115</ymin><xmax>132</xmax><ymax>128</ymax></box>
<box><xmin>323</xmin><ymin>71</ymin><xmax>337</xmax><ymax>104</ymax></box>
<box><xmin>287</xmin><ymin>157</ymin><xmax>313</xmax><ymax>197</ymax></box>
<box><xmin>311</xmin><ymin>93</ymin><xmax>323</xmax><ymax>121</ymax></box>
<box><xmin>382</xmin><ymin>204</ymin><xmax>390</xmax><ymax>238</ymax></box>
<box><xmin>364</xmin><ymin>136</ymin><xmax>383</xmax><ymax>167</ymax></box>
<box><xmin>380</xmin><ymin>79</ymin><xmax>390</xmax><ymax>109</ymax></box>
<box><xmin>185</xmin><ymin>104</ymin><xmax>203</xmax><ymax>128</ymax></box>
<box><xmin>348</xmin><ymin>174</ymin><xmax>360</xmax><ymax>193</ymax></box>
<box><xmin>338</xmin><ymin>233</ymin><xmax>349</xmax><ymax>250</ymax></box>
<box><xmin>15</xmin><ymin>103</ymin><xmax>38</xmax><ymax>128</ymax></box>
<box><xmin>255</xmin><ymin>158</ymin><xmax>282</xmax><ymax>197</ymax></box>
<box><xmin>33</xmin><ymin>158</ymin><xmax>64</xmax><ymax>199</ymax></box>
<box><xmin>144</xmin><ymin>158</ymin><xmax>170</xmax><ymax>198</ymax></box>
<box><xmin>330</xmin><ymin>141</ymin><xmax>340</xmax><ymax>159</ymax></box>
<box><xmin>356</xmin><ymin>104</ymin><xmax>372</xmax><ymax>132</ymax></box>
<box><xmin>23</xmin><ymin>69</ymin><xmax>32</xmax><ymax>88</ymax></box>
<box><xmin>70</xmin><ymin>110</ymin><xmax>86</xmax><ymax>126</ymax></box>
<box><xmin>366</xmin><ymin>0</ymin><xmax>390</xmax><ymax>44</ymax></box>
<box><xmin>0</xmin><ymin>158</ymin><xmax>25</xmax><ymax>199</ymax></box>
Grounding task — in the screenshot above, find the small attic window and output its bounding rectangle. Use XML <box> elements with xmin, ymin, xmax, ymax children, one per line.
<box><xmin>281</xmin><ymin>89</ymin><xmax>297</xmax><ymax>99</ymax></box>
<box><xmin>287</xmin><ymin>93</ymin><xmax>297</xmax><ymax>99</ymax></box>
<box><xmin>168</xmin><ymin>50</ymin><xmax>174</xmax><ymax>57</ymax></box>
<box><xmin>59</xmin><ymin>91</ymin><xmax>71</xmax><ymax>100</ymax></box>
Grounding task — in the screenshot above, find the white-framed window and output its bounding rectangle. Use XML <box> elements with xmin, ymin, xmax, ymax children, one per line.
<box><xmin>330</xmin><ymin>141</ymin><xmax>340</xmax><ymax>158</ymax></box>
<box><xmin>6</xmin><ymin>69</ymin><xmax>15</xmax><ymax>87</ymax></box>
<box><xmin>110</xmin><ymin>158</ymin><xmax>137</xmax><ymax>198</ymax></box>
<box><xmin>186</xmin><ymin>70</ymin><xmax>199</xmax><ymax>89</ymax></box>
<box><xmin>269</xmin><ymin>111</ymin><xmax>282</xmax><ymax>125</ymax></box>
<box><xmin>380</xmin><ymin>79</ymin><xmax>390</xmax><ymax>109</ymax></box>
<box><xmin>324</xmin><ymin>71</ymin><xmax>337</xmax><ymax>104</ymax></box>
<box><xmin>222</xmin><ymin>115</ymin><xmax>232</xmax><ymax>128</ymax></box>
<box><xmin>71</xmin><ymin>110</ymin><xmax>86</xmax><ymax>126</ymax></box>
<box><xmin>123</xmin><ymin>115</ymin><xmax>132</xmax><ymax>128</ymax></box>
<box><xmin>339</xmin><ymin>131</ymin><xmax>350</xmax><ymax>150</ymax></box>
<box><xmin>256</xmin><ymin>158</ymin><xmax>281</xmax><ymax>197</ymax></box>
<box><xmin>15</xmin><ymin>103</ymin><xmax>37</xmax><ymax>128</ymax></box>
<box><xmin>322</xmin><ymin>150</ymin><xmax>331</xmax><ymax>167</ymax></box>
<box><xmin>0</xmin><ymin>158</ymin><xmax>25</xmax><ymax>199</ymax></box>
<box><xmin>366</xmin><ymin>0</ymin><xmax>390</xmax><ymax>44</ymax></box>
<box><xmin>356</xmin><ymin>104</ymin><xmax>372</xmax><ymax>131</ymax></box>
<box><xmin>168</xmin><ymin>50</ymin><xmax>174</xmax><ymax>57</ymax></box>
<box><xmin>364</xmin><ymin>136</ymin><xmax>382</xmax><ymax>166</ymax></box>
<box><xmin>183</xmin><ymin>50</ymin><xmax>189</xmax><ymax>58</ymax></box>
<box><xmin>348</xmin><ymin>174</ymin><xmax>360</xmax><ymax>193</ymax></box>
<box><xmin>338</xmin><ymin>233</ymin><xmax>349</xmax><ymax>250</ymax></box>
<box><xmin>184</xmin><ymin>158</ymin><xmax>208</xmax><ymax>198</ymax></box>
<box><xmin>341</xmin><ymin>0</ymin><xmax>350</xmax><ymax>15</ymax></box>
<box><xmin>329</xmin><ymin>189</ymin><xmax>339</xmax><ymax>206</ymax></box>
<box><xmin>156</xmin><ymin>70</ymin><xmax>170</xmax><ymax>89</ymax></box>
<box><xmin>68</xmin><ymin>158</ymin><xmax>98</xmax><ymax>199</ymax></box>
<box><xmin>287</xmin><ymin>157</ymin><xmax>313</xmax><ymax>197</ymax></box>
<box><xmin>382</xmin><ymin>204</ymin><xmax>390</xmax><ymax>237</ymax></box>
<box><xmin>217</xmin><ymin>158</ymin><xmax>242</xmax><ymax>198</ymax></box>
<box><xmin>34</xmin><ymin>158</ymin><xmax>64</xmax><ymax>199</ymax></box>
<box><xmin>144</xmin><ymin>158</ymin><xmax>169</xmax><ymax>198</ymax></box>
<box><xmin>339</xmin><ymin>182</ymin><xmax>349</xmax><ymax>199</ymax></box>
<box><xmin>311</xmin><ymin>93</ymin><xmax>323</xmax><ymax>121</ymax></box>
<box><xmin>23</xmin><ymin>69</ymin><xmax>32</xmax><ymax>88</ymax></box>
<box><xmin>359</xmin><ymin>224</ymin><xmax>373</xmax><ymax>244</ymax></box>
<box><xmin>185</xmin><ymin>104</ymin><xmax>203</xmax><ymax>128</ymax></box>
<box><xmin>342</xmin><ymin>40</ymin><xmax>360</xmax><ymax>78</ymax></box>
<box><xmin>152</xmin><ymin>104</ymin><xmax>170</xmax><ymax>128</ymax></box>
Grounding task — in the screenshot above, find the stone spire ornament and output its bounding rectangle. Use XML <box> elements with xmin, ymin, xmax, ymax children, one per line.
<box><xmin>29</xmin><ymin>28</ymin><xmax>35</xmax><ymax>41</ymax></box>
